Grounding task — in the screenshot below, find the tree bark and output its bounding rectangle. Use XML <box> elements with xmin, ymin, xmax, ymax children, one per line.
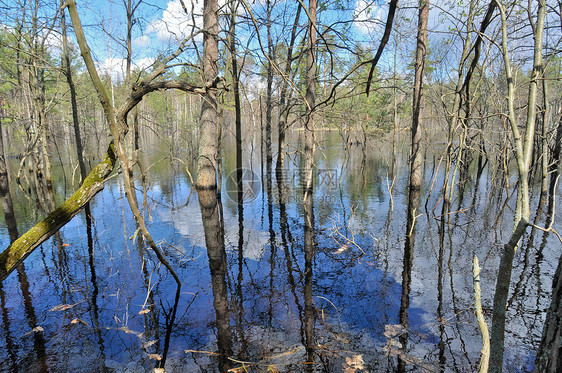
<box><xmin>0</xmin><ymin>106</ymin><xmax>18</xmax><ymax>242</ymax></box>
<box><xmin>265</xmin><ymin>0</ymin><xmax>274</xmax><ymax>172</ymax></box>
<box><xmin>473</xmin><ymin>256</ymin><xmax>490</xmax><ymax>373</ymax></box>
<box><xmin>229</xmin><ymin>2</ymin><xmax>242</xmax><ymax>182</ymax></box>
<box><xmin>276</xmin><ymin>3</ymin><xmax>301</xmax><ymax>174</ymax></box>
<box><xmin>410</xmin><ymin>0</ymin><xmax>429</xmax><ymax>191</ymax></box>
<box><xmin>61</xmin><ymin>1</ymin><xmax>87</xmax><ymax>182</ymax></box>
<box><xmin>197</xmin><ymin>0</ymin><xmax>220</xmax><ymax>190</ymax></box>
<box><xmin>304</xmin><ymin>0</ymin><xmax>317</xmax><ymax>198</ymax></box>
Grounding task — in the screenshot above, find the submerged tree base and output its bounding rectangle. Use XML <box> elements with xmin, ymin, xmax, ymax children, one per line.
<box><xmin>0</xmin><ymin>143</ymin><xmax>117</xmax><ymax>281</ymax></box>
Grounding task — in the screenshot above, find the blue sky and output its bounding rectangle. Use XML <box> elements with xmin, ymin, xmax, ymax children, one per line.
<box><xmin>69</xmin><ymin>0</ymin><xmax>390</xmax><ymax>81</ymax></box>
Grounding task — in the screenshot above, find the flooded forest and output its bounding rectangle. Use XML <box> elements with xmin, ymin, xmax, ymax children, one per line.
<box><xmin>0</xmin><ymin>0</ymin><xmax>561</xmax><ymax>372</ymax></box>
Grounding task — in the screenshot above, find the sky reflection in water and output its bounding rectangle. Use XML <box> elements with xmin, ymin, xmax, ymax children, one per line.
<box><xmin>0</xmin><ymin>132</ymin><xmax>559</xmax><ymax>372</ymax></box>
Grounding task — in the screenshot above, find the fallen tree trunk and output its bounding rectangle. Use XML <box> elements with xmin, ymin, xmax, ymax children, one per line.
<box><xmin>0</xmin><ymin>143</ymin><xmax>116</xmax><ymax>281</ymax></box>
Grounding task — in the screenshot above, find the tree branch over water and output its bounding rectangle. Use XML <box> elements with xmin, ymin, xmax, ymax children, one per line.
<box><xmin>0</xmin><ymin>144</ymin><xmax>117</xmax><ymax>281</ymax></box>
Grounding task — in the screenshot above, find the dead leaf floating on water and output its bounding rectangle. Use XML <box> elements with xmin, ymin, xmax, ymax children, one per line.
<box><xmin>119</xmin><ymin>326</ymin><xmax>142</xmax><ymax>336</ymax></box>
<box><xmin>227</xmin><ymin>367</ymin><xmax>249</xmax><ymax>373</ymax></box>
<box><xmin>22</xmin><ymin>326</ymin><xmax>44</xmax><ymax>337</ymax></box>
<box><xmin>70</xmin><ymin>318</ymin><xmax>89</xmax><ymax>326</ymax></box>
<box><xmin>49</xmin><ymin>304</ymin><xmax>74</xmax><ymax>312</ymax></box>
<box><xmin>342</xmin><ymin>355</ymin><xmax>365</xmax><ymax>372</ymax></box>
<box><xmin>384</xmin><ymin>324</ymin><xmax>407</xmax><ymax>339</ymax></box>
<box><xmin>334</xmin><ymin>244</ymin><xmax>348</xmax><ymax>254</ymax></box>
<box><xmin>185</xmin><ymin>349</ymin><xmax>220</xmax><ymax>356</ymax></box>
<box><xmin>143</xmin><ymin>340</ymin><xmax>158</xmax><ymax>349</ymax></box>
<box><xmin>147</xmin><ymin>354</ymin><xmax>162</xmax><ymax>361</ymax></box>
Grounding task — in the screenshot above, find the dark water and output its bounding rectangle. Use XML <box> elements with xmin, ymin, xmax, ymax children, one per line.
<box><xmin>0</xmin><ymin>131</ymin><xmax>560</xmax><ymax>372</ymax></box>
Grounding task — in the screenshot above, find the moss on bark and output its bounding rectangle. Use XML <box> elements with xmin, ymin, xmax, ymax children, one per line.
<box><xmin>0</xmin><ymin>143</ymin><xmax>116</xmax><ymax>281</ymax></box>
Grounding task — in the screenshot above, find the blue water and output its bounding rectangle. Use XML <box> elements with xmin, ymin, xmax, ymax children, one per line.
<box><xmin>0</xmin><ymin>132</ymin><xmax>559</xmax><ymax>372</ymax></box>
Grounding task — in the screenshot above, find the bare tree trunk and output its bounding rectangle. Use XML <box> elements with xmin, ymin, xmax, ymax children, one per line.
<box><xmin>547</xmin><ymin>114</ymin><xmax>562</xmax><ymax>217</ymax></box>
<box><xmin>124</xmin><ymin>0</ymin><xmax>143</xmax><ymax>85</ymax></box>
<box><xmin>535</xmin><ymin>30</ymin><xmax>562</xmax><ymax>373</ymax></box>
<box><xmin>229</xmin><ymin>2</ymin><xmax>242</xmax><ymax>180</ymax></box>
<box><xmin>197</xmin><ymin>0</ymin><xmax>220</xmax><ymax>190</ymax></box>
<box><xmin>61</xmin><ymin>1</ymin><xmax>87</xmax><ymax>183</ymax></box>
<box><xmin>440</xmin><ymin>0</ymin><xmax>475</xmax><ymax>207</ymax></box>
<box><xmin>265</xmin><ymin>0</ymin><xmax>274</xmax><ymax>173</ymax></box>
<box><xmin>0</xmin><ymin>106</ymin><xmax>18</xmax><ymax>242</ymax></box>
<box><xmin>303</xmin><ymin>4</ymin><xmax>317</xmax><ymax>366</ymax></box>
<box><xmin>304</xmin><ymin>0</ymin><xmax>317</xmax><ymax>198</ymax></box>
<box><xmin>124</xmin><ymin>0</ymin><xmax>144</xmax><ymax>216</ymax></box>
<box><xmin>276</xmin><ymin>4</ymin><xmax>301</xmax><ymax>174</ymax></box>
<box><xmin>410</xmin><ymin>0</ymin><xmax>429</xmax><ymax>190</ymax></box>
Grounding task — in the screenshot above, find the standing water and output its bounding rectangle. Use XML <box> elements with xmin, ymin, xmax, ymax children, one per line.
<box><xmin>0</xmin><ymin>131</ymin><xmax>560</xmax><ymax>372</ymax></box>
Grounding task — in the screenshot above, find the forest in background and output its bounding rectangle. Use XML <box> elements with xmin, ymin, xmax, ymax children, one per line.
<box><xmin>0</xmin><ymin>0</ymin><xmax>561</xmax><ymax>371</ymax></box>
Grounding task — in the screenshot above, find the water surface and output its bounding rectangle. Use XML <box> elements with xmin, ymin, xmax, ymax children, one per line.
<box><xmin>0</xmin><ymin>131</ymin><xmax>560</xmax><ymax>372</ymax></box>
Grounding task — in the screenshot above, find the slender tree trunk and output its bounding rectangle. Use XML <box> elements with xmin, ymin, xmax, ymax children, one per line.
<box><xmin>276</xmin><ymin>4</ymin><xmax>301</xmax><ymax>174</ymax></box>
<box><xmin>229</xmin><ymin>2</ymin><xmax>242</xmax><ymax>186</ymax></box>
<box><xmin>265</xmin><ymin>0</ymin><xmax>274</xmax><ymax>173</ymax></box>
<box><xmin>303</xmin><ymin>3</ymin><xmax>317</xmax><ymax>365</ymax></box>
<box><xmin>197</xmin><ymin>0</ymin><xmax>220</xmax><ymax>190</ymax></box>
<box><xmin>0</xmin><ymin>107</ymin><xmax>18</xmax><ymax>242</ymax></box>
<box><xmin>391</xmin><ymin>34</ymin><xmax>398</xmax><ymax>195</ymax></box>
<box><xmin>304</xmin><ymin>0</ymin><xmax>317</xmax><ymax>198</ymax></box>
<box><xmin>441</xmin><ymin>0</ymin><xmax>475</xmax><ymax>207</ymax></box>
<box><xmin>124</xmin><ymin>0</ymin><xmax>144</xmax><ymax>214</ymax></box>
<box><xmin>535</xmin><ymin>12</ymin><xmax>562</xmax><ymax>369</ymax></box>
<box><xmin>548</xmin><ymin>116</ymin><xmax>562</xmax><ymax>216</ymax></box>
<box><xmin>61</xmin><ymin>2</ymin><xmax>87</xmax><ymax>183</ymax></box>
<box><xmin>410</xmin><ymin>0</ymin><xmax>429</xmax><ymax>190</ymax></box>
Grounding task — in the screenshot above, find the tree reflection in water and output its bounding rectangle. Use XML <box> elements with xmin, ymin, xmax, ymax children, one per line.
<box><xmin>0</xmin><ymin>133</ymin><xmax>559</xmax><ymax>372</ymax></box>
<box><xmin>198</xmin><ymin>188</ymin><xmax>233</xmax><ymax>372</ymax></box>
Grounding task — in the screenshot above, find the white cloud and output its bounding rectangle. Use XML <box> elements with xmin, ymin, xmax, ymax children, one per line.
<box><xmin>95</xmin><ymin>57</ymin><xmax>155</xmax><ymax>82</ymax></box>
<box><xmin>354</xmin><ymin>0</ymin><xmax>387</xmax><ymax>35</ymax></box>
<box><xmin>133</xmin><ymin>34</ymin><xmax>151</xmax><ymax>48</ymax></box>
<box><xmin>135</xmin><ymin>57</ymin><xmax>156</xmax><ymax>70</ymax></box>
<box><xmin>95</xmin><ymin>57</ymin><xmax>125</xmax><ymax>82</ymax></box>
<box><xmin>146</xmin><ymin>0</ymin><xmax>203</xmax><ymax>42</ymax></box>
<box><xmin>158</xmin><ymin>195</ymin><xmax>269</xmax><ymax>261</ymax></box>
